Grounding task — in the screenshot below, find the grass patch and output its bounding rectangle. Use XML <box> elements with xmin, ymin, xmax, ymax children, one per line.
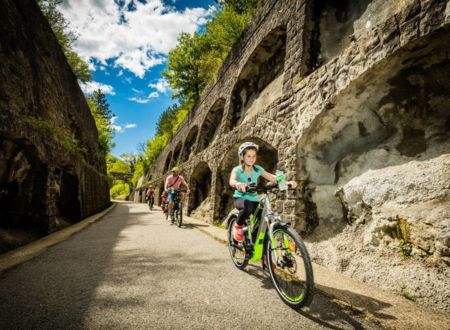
<box><xmin>24</xmin><ymin>116</ymin><xmax>87</xmax><ymax>157</ymax></box>
<box><xmin>396</xmin><ymin>218</ymin><xmax>412</xmax><ymax>257</ymax></box>
<box><xmin>213</xmin><ymin>222</ymin><xmax>227</xmax><ymax>230</ymax></box>
<box><xmin>401</xmin><ymin>289</ymin><xmax>415</xmax><ymax>301</ymax></box>
<box><xmin>293</xmin><ymin>75</ymin><xmax>303</xmax><ymax>85</ymax></box>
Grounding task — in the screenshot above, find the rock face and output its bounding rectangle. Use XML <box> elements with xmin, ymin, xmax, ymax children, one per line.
<box><xmin>0</xmin><ymin>0</ymin><xmax>110</xmax><ymax>252</ymax></box>
<box><xmin>139</xmin><ymin>0</ymin><xmax>450</xmax><ymax>313</ymax></box>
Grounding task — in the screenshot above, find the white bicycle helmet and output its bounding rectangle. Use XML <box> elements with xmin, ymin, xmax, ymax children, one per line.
<box><xmin>238</xmin><ymin>141</ymin><xmax>259</xmax><ymax>157</ymax></box>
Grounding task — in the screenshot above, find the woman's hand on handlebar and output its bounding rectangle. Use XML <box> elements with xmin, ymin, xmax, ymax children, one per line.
<box><xmin>235</xmin><ymin>182</ymin><xmax>247</xmax><ymax>192</ymax></box>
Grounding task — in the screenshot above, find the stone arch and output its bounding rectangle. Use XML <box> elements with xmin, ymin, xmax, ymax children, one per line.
<box><xmin>197</xmin><ymin>98</ymin><xmax>225</xmax><ymax>152</ymax></box>
<box><xmin>163</xmin><ymin>151</ymin><xmax>172</xmax><ymax>173</ymax></box>
<box><xmin>296</xmin><ymin>29</ymin><xmax>450</xmax><ymax>238</ymax></box>
<box><xmin>215</xmin><ymin>137</ymin><xmax>278</xmax><ymax>222</ymax></box>
<box><xmin>187</xmin><ymin>162</ymin><xmax>212</xmax><ymax>219</ymax></box>
<box><xmin>172</xmin><ymin>141</ymin><xmax>183</xmax><ymax>165</ymax></box>
<box><xmin>58</xmin><ymin>168</ymin><xmax>81</xmax><ymax>223</ymax></box>
<box><xmin>227</xmin><ymin>26</ymin><xmax>287</xmax><ymax>131</ymax></box>
<box><xmin>0</xmin><ymin>137</ymin><xmax>49</xmax><ymax>251</ymax></box>
<box><xmin>180</xmin><ymin>125</ymin><xmax>199</xmax><ymax>163</ymax></box>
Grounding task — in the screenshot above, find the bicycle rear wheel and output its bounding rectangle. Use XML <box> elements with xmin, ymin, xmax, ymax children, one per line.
<box><xmin>176</xmin><ymin>206</ymin><xmax>182</xmax><ymax>227</ymax></box>
<box><xmin>267</xmin><ymin>226</ymin><xmax>314</xmax><ymax>309</ymax></box>
<box><xmin>227</xmin><ymin>216</ymin><xmax>248</xmax><ymax>270</ymax></box>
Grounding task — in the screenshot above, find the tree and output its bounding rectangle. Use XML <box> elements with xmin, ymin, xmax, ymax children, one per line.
<box><xmin>163</xmin><ymin>1</ymin><xmax>259</xmax><ymax>106</ymax></box>
<box><xmin>199</xmin><ymin>7</ymin><xmax>250</xmax><ymax>83</ymax></box>
<box><xmin>87</xmin><ymin>90</ymin><xmax>115</xmax><ymax>157</ymax></box>
<box><xmin>163</xmin><ymin>33</ymin><xmax>206</xmax><ymax>105</ymax></box>
<box><xmin>38</xmin><ymin>0</ymin><xmax>91</xmax><ymax>82</ymax></box>
<box><xmin>91</xmin><ymin>90</ymin><xmax>113</xmax><ymax>121</ymax></box>
<box><xmin>215</xmin><ymin>0</ymin><xmax>260</xmax><ymax>14</ymax></box>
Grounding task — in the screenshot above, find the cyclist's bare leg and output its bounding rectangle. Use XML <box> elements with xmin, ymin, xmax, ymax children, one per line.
<box><xmin>168</xmin><ymin>201</ymin><xmax>174</xmax><ymax>217</ymax></box>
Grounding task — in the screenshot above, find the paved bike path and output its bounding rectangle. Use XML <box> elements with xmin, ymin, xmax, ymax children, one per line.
<box><xmin>183</xmin><ymin>216</ymin><xmax>450</xmax><ymax>330</ymax></box>
<box><xmin>0</xmin><ymin>203</ymin><xmax>450</xmax><ymax>329</ymax></box>
<box><xmin>0</xmin><ymin>201</ymin><xmax>376</xmax><ymax>329</ymax></box>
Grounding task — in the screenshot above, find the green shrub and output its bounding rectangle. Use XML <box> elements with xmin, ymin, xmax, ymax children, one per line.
<box><xmin>396</xmin><ymin>218</ymin><xmax>412</xmax><ymax>257</ymax></box>
<box><xmin>110</xmin><ymin>181</ymin><xmax>130</xmax><ymax>199</ymax></box>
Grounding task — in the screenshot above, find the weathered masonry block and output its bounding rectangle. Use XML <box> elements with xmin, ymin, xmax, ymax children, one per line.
<box><xmin>0</xmin><ymin>0</ymin><xmax>110</xmax><ymax>253</ymax></box>
<box><xmin>138</xmin><ymin>0</ymin><xmax>450</xmax><ymax>313</ymax></box>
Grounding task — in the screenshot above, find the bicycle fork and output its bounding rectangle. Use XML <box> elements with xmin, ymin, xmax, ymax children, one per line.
<box><xmin>268</xmin><ymin>222</ymin><xmax>293</xmax><ymax>268</ymax></box>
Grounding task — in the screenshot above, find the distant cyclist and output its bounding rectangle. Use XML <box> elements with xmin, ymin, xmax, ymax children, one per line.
<box><xmin>229</xmin><ymin>142</ymin><xmax>297</xmax><ymax>241</ymax></box>
<box><xmin>164</xmin><ymin>166</ymin><xmax>190</xmax><ymax>223</ymax></box>
<box><xmin>146</xmin><ymin>186</ymin><xmax>155</xmax><ymax>210</ymax></box>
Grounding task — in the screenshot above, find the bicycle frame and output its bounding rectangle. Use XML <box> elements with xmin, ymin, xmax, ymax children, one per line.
<box><xmin>245</xmin><ymin>193</ymin><xmax>276</xmax><ymax>262</ymax></box>
<box><xmin>232</xmin><ymin>186</ymin><xmax>291</xmax><ymax>267</ymax></box>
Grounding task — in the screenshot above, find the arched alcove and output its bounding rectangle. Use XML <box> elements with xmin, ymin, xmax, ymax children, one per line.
<box><xmin>296</xmin><ymin>29</ymin><xmax>450</xmax><ymax>238</ymax></box>
<box><xmin>188</xmin><ymin>162</ymin><xmax>212</xmax><ymax>220</ymax></box>
<box><xmin>228</xmin><ymin>26</ymin><xmax>286</xmax><ymax>130</ymax></box>
<box><xmin>180</xmin><ymin>126</ymin><xmax>199</xmax><ymax>163</ymax></box>
<box><xmin>197</xmin><ymin>98</ymin><xmax>225</xmax><ymax>152</ymax></box>
<box><xmin>0</xmin><ymin>137</ymin><xmax>49</xmax><ymax>252</ymax></box>
<box><xmin>163</xmin><ymin>151</ymin><xmax>172</xmax><ymax>173</ymax></box>
<box><xmin>172</xmin><ymin>141</ymin><xmax>182</xmax><ymax>165</ymax></box>
<box><xmin>58</xmin><ymin>168</ymin><xmax>81</xmax><ymax>223</ymax></box>
<box><xmin>215</xmin><ymin>138</ymin><xmax>278</xmax><ymax>222</ymax></box>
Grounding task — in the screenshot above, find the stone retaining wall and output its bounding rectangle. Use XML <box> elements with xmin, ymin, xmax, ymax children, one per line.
<box><xmin>0</xmin><ymin>0</ymin><xmax>110</xmax><ymax>252</ymax></box>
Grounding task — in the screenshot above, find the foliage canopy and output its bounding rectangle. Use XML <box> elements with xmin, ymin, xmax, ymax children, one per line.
<box><xmin>38</xmin><ymin>0</ymin><xmax>91</xmax><ymax>82</ymax></box>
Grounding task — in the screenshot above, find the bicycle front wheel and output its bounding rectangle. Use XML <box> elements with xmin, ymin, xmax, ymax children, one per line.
<box><xmin>176</xmin><ymin>206</ymin><xmax>182</xmax><ymax>227</ymax></box>
<box><xmin>267</xmin><ymin>226</ymin><xmax>314</xmax><ymax>309</ymax></box>
<box><xmin>227</xmin><ymin>216</ymin><xmax>248</xmax><ymax>270</ymax></box>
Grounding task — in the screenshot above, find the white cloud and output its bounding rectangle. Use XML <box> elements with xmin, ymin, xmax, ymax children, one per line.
<box><xmin>59</xmin><ymin>0</ymin><xmax>214</xmax><ymax>78</ymax></box>
<box><xmin>131</xmin><ymin>88</ymin><xmax>144</xmax><ymax>94</ymax></box>
<box><xmin>87</xmin><ymin>61</ymin><xmax>96</xmax><ymax>71</ymax></box>
<box><xmin>114</xmin><ymin>49</ymin><xmax>165</xmax><ymax>78</ymax></box>
<box><xmin>129</xmin><ymin>91</ymin><xmax>159</xmax><ymax>104</ymax></box>
<box><xmin>109</xmin><ymin>116</ymin><xmax>137</xmax><ymax>133</ymax></box>
<box><xmin>128</xmin><ymin>97</ymin><xmax>151</xmax><ymax>104</ymax></box>
<box><xmin>79</xmin><ymin>80</ymin><xmax>115</xmax><ymax>95</ymax></box>
<box><xmin>148</xmin><ymin>78</ymin><xmax>169</xmax><ymax>93</ymax></box>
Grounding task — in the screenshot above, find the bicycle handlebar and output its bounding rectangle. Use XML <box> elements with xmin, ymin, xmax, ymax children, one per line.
<box><xmin>238</xmin><ymin>183</ymin><xmax>294</xmax><ymax>193</ymax></box>
<box><xmin>169</xmin><ymin>188</ymin><xmax>187</xmax><ymax>193</ymax></box>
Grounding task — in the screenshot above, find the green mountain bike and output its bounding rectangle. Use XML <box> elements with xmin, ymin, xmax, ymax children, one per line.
<box><xmin>227</xmin><ymin>183</ymin><xmax>314</xmax><ymax>309</ymax></box>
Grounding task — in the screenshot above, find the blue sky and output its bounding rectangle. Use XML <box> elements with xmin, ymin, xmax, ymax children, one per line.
<box><xmin>59</xmin><ymin>0</ymin><xmax>217</xmax><ymax>158</ymax></box>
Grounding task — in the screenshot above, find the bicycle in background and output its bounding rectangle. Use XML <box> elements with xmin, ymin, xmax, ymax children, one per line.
<box><xmin>148</xmin><ymin>196</ymin><xmax>154</xmax><ymax>210</ymax></box>
<box><xmin>168</xmin><ymin>188</ymin><xmax>186</xmax><ymax>227</ymax></box>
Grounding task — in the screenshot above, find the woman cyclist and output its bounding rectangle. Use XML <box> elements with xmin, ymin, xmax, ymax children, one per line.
<box><xmin>229</xmin><ymin>142</ymin><xmax>297</xmax><ymax>241</ymax></box>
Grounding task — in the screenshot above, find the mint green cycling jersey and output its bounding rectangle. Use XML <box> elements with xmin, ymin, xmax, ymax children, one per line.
<box><xmin>232</xmin><ymin>164</ymin><xmax>265</xmax><ymax>202</ymax></box>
